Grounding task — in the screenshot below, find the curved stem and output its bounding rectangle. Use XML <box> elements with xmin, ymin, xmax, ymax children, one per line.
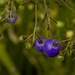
<box><xmin>43</xmin><ymin>0</ymin><xmax>51</xmax><ymax>28</ymax></box>
<box><xmin>5</xmin><ymin>0</ymin><xmax>10</xmax><ymax>13</ymax></box>
<box><xmin>57</xmin><ymin>39</ymin><xmax>70</xmax><ymax>44</ymax></box>
<box><xmin>64</xmin><ymin>32</ymin><xmax>75</xmax><ymax>56</ymax></box>
<box><xmin>33</xmin><ymin>3</ymin><xmax>37</xmax><ymax>43</ymax></box>
<box><xmin>62</xmin><ymin>1</ymin><xmax>75</xmax><ymax>14</ymax></box>
<box><xmin>23</xmin><ymin>34</ymin><xmax>33</xmax><ymax>42</ymax></box>
<box><xmin>0</xmin><ymin>0</ymin><xmax>11</xmax><ymax>24</ymax></box>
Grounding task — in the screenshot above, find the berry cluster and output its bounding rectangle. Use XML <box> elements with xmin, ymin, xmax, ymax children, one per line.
<box><xmin>0</xmin><ymin>0</ymin><xmax>75</xmax><ymax>62</ymax></box>
<box><xmin>15</xmin><ymin>0</ymin><xmax>75</xmax><ymax>61</ymax></box>
<box><xmin>34</xmin><ymin>38</ymin><xmax>61</xmax><ymax>57</ymax></box>
<box><xmin>19</xmin><ymin>35</ymin><xmax>63</xmax><ymax>60</ymax></box>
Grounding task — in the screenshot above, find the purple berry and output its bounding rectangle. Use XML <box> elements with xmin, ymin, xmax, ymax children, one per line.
<box><xmin>34</xmin><ymin>37</ymin><xmax>46</xmax><ymax>52</ymax></box>
<box><xmin>43</xmin><ymin>39</ymin><xmax>61</xmax><ymax>57</ymax></box>
<box><xmin>5</xmin><ymin>12</ymin><xmax>17</xmax><ymax>23</ymax></box>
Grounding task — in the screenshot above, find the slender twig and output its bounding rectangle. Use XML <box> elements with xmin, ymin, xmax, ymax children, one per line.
<box><xmin>49</xmin><ymin>16</ymin><xmax>57</xmax><ymax>24</ymax></box>
<box><xmin>43</xmin><ymin>0</ymin><xmax>55</xmax><ymax>35</ymax></box>
<box><xmin>63</xmin><ymin>32</ymin><xmax>75</xmax><ymax>56</ymax></box>
<box><xmin>0</xmin><ymin>0</ymin><xmax>10</xmax><ymax>23</ymax></box>
<box><xmin>42</xmin><ymin>13</ymin><xmax>47</xmax><ymax>23</ymax></box>
<box><xmin>23</xmin><ymin>2</ymin><xmax>37</xmax><ymax>42</ymax></box>
<box><xmin>47</xmin><ymin>24</ymin><xmax>54</xmax><ymax>35</ymax></box>
<box><xmin>53</xmin><ymin>31</ymin><xmax>75</xmax><ymax>56</ymax></box>
<box><xmin>23</xmin><ymin>34</ymin><xmax>33</xmax><ymax>42</ymax></box>
<box><xmin>33</xmin><ymin>3</ymin><xmax>37</xmax><ymax>43</ymax></box>
<box><xmin>61</xmin><ymin>1</ymin><xmax>75</xmax><ymax>14</ymax></box>
<box><xmin>41</xmin><ymin>25</ymin><xmax>48</xmax><ymax>34</ymax></box>
<box><xmin>57</xmin><ymin>39</ymin><xmax>70</xmax><ymax>44</ymax></box>
<box><xmin>30</xmin><ymin>0</ymin><xmax>36</xmax><ymax>4</ymax></box>
<box><xmin>5</xmin><ymin>0</ymin><xmax>10</xmax><ymax>12</ymax></box>
<box><xmin>43</xmin><ymin>0</ymin><xmax>51</xmax><ymax>28</ymax></box>
<box><xmin>42</xmin><ymin>12</ymin><xmax>57</xmax><ymax>24</ymax></box>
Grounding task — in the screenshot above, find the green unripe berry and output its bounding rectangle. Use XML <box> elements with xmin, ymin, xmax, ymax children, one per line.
<box><xmin>25</xmin><ymin>41</ymin><xmax>33</xmax><ymax>49</ymax></box>
<box><xmin>18</xmin><ymin>35</ymin><xmax>26</xmax><ymax>42</ymax></box>
<box><xmin>57</xmin><ymin>53</ymin><xmax>64</xmax><ymax>61</ymax></box>
<box><xmin>57</xmin><ymin>55</ymin><xmax>64</xmax><ymax>61</ymax></box>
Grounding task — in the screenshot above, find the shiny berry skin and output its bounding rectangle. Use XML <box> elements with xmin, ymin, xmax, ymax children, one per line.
<box><xmin>34</xmin><ymin>37</ymin><xmax>46</xmax><ymax>52</ymax></box>
<box><xmin>5</xmin><ymin>12</ymin><xmax>17</xmax><ymax>23</ymax></box>
<box><xmin>43</xmin><ymin>39</ymin><xmax>61</xmax><ymax>57</ymax></box>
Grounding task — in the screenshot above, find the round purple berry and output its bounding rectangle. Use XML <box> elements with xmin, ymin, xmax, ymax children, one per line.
<box><xmin>5</xmin><ymin>12</ymin><xmax>17</xmax><ymax>23</ymax></box>
<box><xmin>34</xmin><ymin>37</ymin><xmax>46</xmax><ymax>52</ymax></box>
<box><xmin>43</xmin><ymin>39</ymin><xmax>61</xmax><ymax>57</ymax></box>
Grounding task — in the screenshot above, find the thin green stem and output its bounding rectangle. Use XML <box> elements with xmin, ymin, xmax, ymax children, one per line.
<box><xmin>57</xmin><ymin>39</ymin><xmax>70</xmax><ymax>44</ymax></box>
<box><xmin>49</xmin><ymin>16</ymin><xmax>57</xmax><ymax>24</ymax></box>
<box><xmin>0</xmin><ymin>0</ymin><xmax>11</xmax><ymax>23</ymax></box>
<box><xmin>5</xmin><ymin>0</ymin><xmax>10</xmax><ymax>13</ymax></box>
<box><xmin>23</xmin><ymin>34</ymin><xmax>33</xmax><ymax>42</ymax></box>
<box><xmin>43</xmin><ymin>0</ymin><xmax>51</xmax><ymax>28</ymax></box>
<box><xmin>33</xmin><ymin>3</ymin><xmax>37</xmax><ymax>43</ymax></box>
<box><xmin>23</xmin><ymin>2</ymin><xmax>37</xmax><ymax>43</ymax></box>
<box><xmin>42</xmin><ymin>12</ymin><xmax>57</xmax><ymax>24</ymax></box>
<box><xmin>62</xmin><ymin>1</ymin><xmax>75</xmax><ymax>14</ymax></box>
<box><xmin>64</xmin><ymin>32</ymin><xmax>75</xmax><ymax>56</ymax></box>
<box><xmin>41</xmin><ymin>26</ymin><xmax>48</xmax><ymax>34</ymax></box>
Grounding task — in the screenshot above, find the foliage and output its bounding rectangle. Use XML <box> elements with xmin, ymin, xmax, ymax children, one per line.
<box><xmin>0</xmin><ymin>0</ymin><xmax>75</xmax><ymax>75</ymax></box>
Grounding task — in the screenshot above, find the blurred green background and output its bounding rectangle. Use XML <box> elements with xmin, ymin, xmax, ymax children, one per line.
<box><xmin>0</xmin><ymin>0</ymin><xmax>75</xmax><ymax>75</ymax></box>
